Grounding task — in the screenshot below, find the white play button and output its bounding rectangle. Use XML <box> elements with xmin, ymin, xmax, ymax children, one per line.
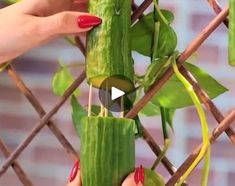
<box><xmin>111</xmin><ymin>87</ymin><xmax>125</xmax><ymax>101</ymax></box>
<box><xmin>98</xmin><ymin>75</ymin><xmax>136</xmax><ymax>112</ymax></box>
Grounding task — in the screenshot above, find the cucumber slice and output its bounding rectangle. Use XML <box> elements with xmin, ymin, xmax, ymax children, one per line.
<box><xmin>80</xmin><ymin>116</ymin><xmax>135</xmax><ymax>186</ymax></box>
<box><xmin>86</xmin><ymin>0</ymin><xmax>134</xmax><ymax>90</ymax></box>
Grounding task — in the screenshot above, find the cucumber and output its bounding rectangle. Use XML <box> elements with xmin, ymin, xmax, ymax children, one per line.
<box><xmin>86</xmin><ymin>0</ymin><xmax>134</xmax><ymax>90</ymax></box>
<box><xmin>144</xmin><ymin>169</ymin><xmax>165</xmax><ymax>186</ymax></box>
<box><xmin>80</xmin><ymin>116</ymin><xmax>135</xmax><ymax>186</ymax></box>
<box><xmin>229</xmin><ymin>0</ymin><xmax>235</xmax><ymax>66</ymax></box>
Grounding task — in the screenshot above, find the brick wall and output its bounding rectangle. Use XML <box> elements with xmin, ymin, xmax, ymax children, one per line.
<box><xmin>1</xmin><ymin>0</ymin><xmax>235</xmax><ymax>186</ymax></box>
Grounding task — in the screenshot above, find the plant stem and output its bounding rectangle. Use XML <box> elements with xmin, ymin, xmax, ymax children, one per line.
<box><xmin>152</xmin><ymin>22</ymin><xmax>160</xmax><ymax>61</ymax></box>
<box><xmin>151</xmin><ymin>139</ymin><xmax>170</xmax><ymax>170</ymax></box>
<box><xmin>160</xmin><ymin>106</ymin><xmax>169</xmax><ymax>140</ymax></box>
<box><xmin>153</xmin><ymin>0</ymin><xmax>169</xmax><ymax>25</ymax></box>
<box><xmin>172</xmin><ymin>59</ymin><xmax>210</xmax><ymax>186</ymax></box>
<box><xmin>64</xmin><ymin>36</ymin><xmax>76</xmax><ymax>46</ymax></box>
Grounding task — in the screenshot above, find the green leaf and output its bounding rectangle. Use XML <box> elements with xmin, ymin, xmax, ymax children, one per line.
<box><xmin>71</xmin><ymin>95</ymin><xmax>87</xmax><ymax>137</ymax></box>
<box><xmin>165</xmin><ymin>108</ymin><xmax>175</xmax><ymax>132</ymax></box>
<box><xmin>151</xmin><ymin>62</ymin><xmax>228</xmax><ymax>108</ymax></box>
<box><xmin>140</xmin><ymin>100</ymin><xmax>161</xmax><ymax>116</ymax></box>
<box><xmin>144</xmin><ymin>169</ymin><xmax>165</xmax><ymax>186</ymax></box>
<box><xmin>90</xmin><ymin>105</ymin><xmax>113</xmax><ymax>117</ymax></box>
<box><xmin>131</xmin><ymin>11</ymin><xmax>177</xmax><ymax>57</ymax></box>
<box><xmin>159</xmin><ymin>10</ymin><xmax>174</xmax><ymax>24</ymax></box>
<box><xmin>143</xmin><ymin>56</ymin><xmax>171</xmax><ymax>90</ymax></box>
<box><xmin>52</xmin><ymin>62</ymin><xmax>80</xmax><ymax>96</ymax></box>
<box><xmin>157</xmin><ymin>24</ymin><xmax>177</xmax><ymax>58</ymax></box>
<box><xmin>133</xmin><ymin>115</ymin><xmax>143</xmax><ymax>138</ymax></box>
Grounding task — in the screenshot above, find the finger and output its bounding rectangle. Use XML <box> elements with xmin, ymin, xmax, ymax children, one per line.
<box><xmin>67</xmin><ymin>171</ymin><xmax>81</xmax><ymax>186</ymax></box>
<box><xmin>72</xmin><ymin>0</ymin><xmax>88</xmax><ymax>12</ymax></box>
<box><xmin>20</xmin><ymin>0</ymin><xmax>74</xmax><ymax>16</ymax></box>
<box><xmin>66</xmin><ymin>160</ymin><xmax>81</xmax><ymax>186</ymax></box>
<box><xmin>122</xmin><ymin>166</ymin><xmax>144</xmax><ymax>186</ymax></box>
<box><xmin>40</xmin><ymin>11</ymin><xmax>102</xmax><ymax>36</ymax></box>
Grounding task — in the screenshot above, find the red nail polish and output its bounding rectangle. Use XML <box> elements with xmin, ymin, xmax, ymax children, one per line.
<box><xmin>77</xmin><ymin>15</ymin><xmax>102</xmax><ymax>28</ymax></box>
<box><xmin>134</xmin><ymin>165</ymin><xmax>144</xmax><ymax>184</ymax></box>
<box><xmin>69</xmin><ymin>160</ymin><xmax>79</xmax><ymax>182</ymax></box>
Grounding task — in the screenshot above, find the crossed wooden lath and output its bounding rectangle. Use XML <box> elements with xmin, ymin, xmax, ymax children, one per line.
<box><xmin>0</xmin><ymin>0</ymin><xmax>235</xmax><ymax>185</ymax></box>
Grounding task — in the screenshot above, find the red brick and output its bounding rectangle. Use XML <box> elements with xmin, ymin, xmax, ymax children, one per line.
<box><xmin>145</xmin><ymin>127</ymin><xmax>164</xmax><ymax>145</ymax></box>
<box><xmin>185</xmin><ymin>107</ymin><xmax>218</xmax><ymax>127</ymax></box>
<box><xmin>186</xmin><ymin>137</ymin><xmax>235</xmax><ymax>159</ymax></box>
<box><xmin>0</xmin><ymin>172</ymin><xmax>22</xmax><ymax>186</ymax></box>
<box><xmin>0</xmin><ymin>141</ymin><xmax>18</xmax><ymax>153</ymax></box>
<box><xmin>190</xmin><ymin>13</ymin><xmax>227</xmax><ymax>33</ymax></box>
<box><xmin>187</xmin><ymin>167</ymin><xmax>215</xmax><ymax>186</ymax></box>
<box><xmin>0</xmin><ymin>84</ymin><xmax>22</xmax><ymax>102</ymax></box>
<box><xmin>197</xmin><ymin>45</ymin><xmax>220</xmax><ymax>64</ymax></box>
<box><xmin>212</xmin><ymin>139</ymin><xmax>235</xmax><ymax>159</ymax></box>
<box><xmin>185</xmin><ymin>137</ymin><xmax>204</xmax><ymax>154</ymax></box>
<box><xmin>0</xmin><ymin>114</ymin><xmax>36</xmax><ymax>131</ymax></box>
<box><xmin>30</xmin><ymin>175</ymin><xmax>57</xmax><ymax>186</ymax></box>
<box><xmin>52</xmin><ymin>117</ymin><xmax>75</xmax><ymax>135</ymax></box>
<box><xmin>219</xmin><ymin>78</ymin><xmax>235</xmax><ymax>97</ymax></box>
<box><xmin>79</xmin><ymin>88</ymin><xmax>100</xmax><ymax>106</ymax></box>
<box><xmin>31</xmin><ymin>87</ymin><xmax>58</xmax><ymax>104</ymax></box>
<box><xmin>228</xmin><ymin>172</ymin><xmax>235</xmax><ymax>186</ymax></box>
<box><xmin>33</xmin><ymin>146</ymin><xmax>73</xmax><ymax>166</ymax></box>
<box><xmin>136</xmin><ymin>156</ymin><xmax>155</xmax><ymax>169</ymax></box>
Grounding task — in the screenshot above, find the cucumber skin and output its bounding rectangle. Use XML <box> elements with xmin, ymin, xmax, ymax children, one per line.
<box><xmin>229</xmin><ymin>0</ymin><xmax>235</xmax><ymax>66</ymax></box>
<box><xmin>144</xmin><ymin>169</ymin><xmax>165</xmax><ymax>186</ymax></box>
<box><xmin>86</xmin><ymin>0</ymin><xmax>134</xmax><ymax>87</ymax></box>
<box><xmin>80</xmin><ymin>116</ymin><xmax>135</xmax><ymax>186</ymax></box>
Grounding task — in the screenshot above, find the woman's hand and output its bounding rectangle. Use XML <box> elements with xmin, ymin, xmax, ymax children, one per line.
<box><xmin>0</xmin><ymin>0</ymin><xmax>101</xmax><ymax>64</ymax></box>
<box><xmin>67</xmin><ymin>161</ymin><xmax>144</xmax><ymax>186</ymax></box>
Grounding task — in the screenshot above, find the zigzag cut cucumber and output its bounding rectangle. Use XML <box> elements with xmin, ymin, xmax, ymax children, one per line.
<box><xmin>80</xmin><ymin>116</ymin><xmax>135</xmax><ymax>186</ymax></box>
<box><xmin>86</xmin><ymin>0</ymin><xmax>134</xmax><ymax>90</ymax></box>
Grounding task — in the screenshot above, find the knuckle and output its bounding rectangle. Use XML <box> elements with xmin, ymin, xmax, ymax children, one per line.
<box><xmin>54</xmin><ymin>12</ymin><xmax>71</xmax><ymax>31</ymax></box>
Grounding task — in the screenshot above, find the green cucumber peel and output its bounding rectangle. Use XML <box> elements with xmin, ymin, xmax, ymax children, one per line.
<box><xmin>80</xmin><ymin>116</ymin><xmax>135</xmax><ymax>186</ymax></box>
<box><xmin>144</xmin><ymin>168</ymin><xmax>165</xmax><ymax>186</ymax></box>
<box><xmin>86</xmin><ymin>0</ymin><xmax>134</xmax><ymax>88</ymax></box>
<box><xmin>229</xmin><ymin>0</ymin><xmax>235</xmax><ymax>66</ymax></box>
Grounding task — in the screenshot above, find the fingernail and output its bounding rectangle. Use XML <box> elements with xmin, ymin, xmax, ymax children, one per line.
<box><xmin>134</xmin><ymin>165</ymin><xmax>144</xmax><ymax>184</ymax></box>
<box><xmin>69</xmin><ymin>160</ymin><xmax>79</xmax><ymax>182</ymax></box>
<box><xmin>77</xmin><ymin>15</ymin><xmax>102</xmax><ymax>28</ymax></box>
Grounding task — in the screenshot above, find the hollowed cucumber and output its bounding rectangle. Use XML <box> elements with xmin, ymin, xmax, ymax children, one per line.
<box><xmin>86</xmin><ymin>0</ymin><xmax>134</xmax><ymax>90</ymax></box>
<box><xmin>80</xmin><ymin>116</ymin><xmax>135</xmax><ymax>186</ymax></box>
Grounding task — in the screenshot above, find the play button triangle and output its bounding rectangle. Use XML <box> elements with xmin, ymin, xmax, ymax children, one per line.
<box><xmin>111</xmin><ymin>87</ymin><xmax>125</xmax><ymax>101</ymax></box>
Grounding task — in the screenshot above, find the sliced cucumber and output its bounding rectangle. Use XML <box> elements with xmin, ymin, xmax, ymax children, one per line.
<box><xmin>86</xmin><ymin>0</ymin><xmax>134</xmax><ymax>90</ymax></box>
<box><xmin>80</xmin><ymin>116</ymin><xmax>135</xmax><ymax>186</ymax></box>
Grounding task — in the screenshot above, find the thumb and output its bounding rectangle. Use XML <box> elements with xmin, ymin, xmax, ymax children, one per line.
<box><xmin>41</xmin><ymin>11</ymin><xmax>102</xmax><ymax>36</ymax></box>
<box><xmin>66</xmin><ymin>160</ymin><xmax>81</xmax><ymax>186</ymax></box>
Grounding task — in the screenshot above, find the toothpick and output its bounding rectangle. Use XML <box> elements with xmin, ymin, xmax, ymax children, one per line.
<box><xmin>120</xmin><ymin>96</ymin><xmax>124</xmax><ymax>118</ymax></box>
<box><xmin>104</xmin><ymin>84</ymin><xmax>109</xmax><ymax>117</ymax></box>
<box><xmin>88</xmin><ymin>83</ymin><xmax>93</xmax><ymax>117</ymax></box>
